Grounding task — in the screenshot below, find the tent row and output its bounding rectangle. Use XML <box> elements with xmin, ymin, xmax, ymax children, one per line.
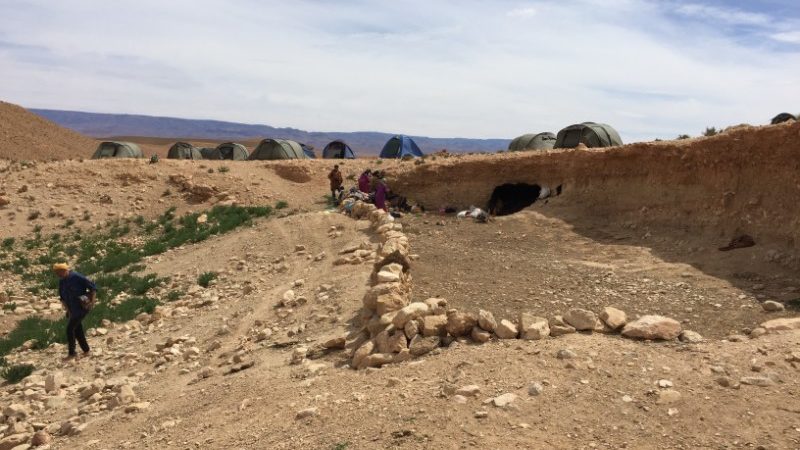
<box><xmin>508</xmin><ymin>122</ymin><xmax>623</xmax><ymax>152</ymax></box>
<box><xmin>91</xmin><ymin>135</ymin><xmax>427</xmax><ymax>160</ymax></box>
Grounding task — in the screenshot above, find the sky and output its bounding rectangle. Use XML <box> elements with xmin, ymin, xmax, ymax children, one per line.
<box><xmin>0</xmin><ymin>0</ymin><xmax>799</xmax><ymax>142</ymax></box>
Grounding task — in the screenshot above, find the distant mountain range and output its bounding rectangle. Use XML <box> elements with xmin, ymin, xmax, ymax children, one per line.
<box><xmin>31</xmin><ymin>109</ymin><xmax>511</xmax><ymax>154</ymax></box>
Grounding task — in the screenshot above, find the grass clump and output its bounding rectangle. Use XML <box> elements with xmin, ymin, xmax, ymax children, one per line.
<box><xmin>275</xmin><ymin>200</ymin><xmax>288</xmax><ymax>210</ymax></box>
<box><xmin>217</xmin><ymin>166</ymin><xmax>230</xmax><ymax>173</ymax></box>
<box><xmin>198</xmin><ymin>272</ymin><xmax>217</xmax><ymax>288</ymax></box>
<box><xmin>0</xmin><ymin>204</ymin><xmax>274</xmax><ymax>358</ymax></box>
<box><xmin>0</xmin><ymin>363</ymin><xmax>35</xmax><ymax>384</ymax></box>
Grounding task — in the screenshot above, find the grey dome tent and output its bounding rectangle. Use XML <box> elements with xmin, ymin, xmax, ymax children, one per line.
<box><xmin>198</xmin><ymin>147</ymin><xmax>215</xmax><ymax>159</ymax></box>
<box><xmin>508</xmin><ymin>132</ymin><xmax>556</xmax><ymax>151</ymax></box>
<box><xmin>167</xmin><ymin>142</ymin><xmax>203</xmax><ymax>160</ymax></box>
<box><xmin>554</xmin><ymin>122</ymin><xmax>623</xmax><ymax>149</ymax></box>
<box><xmin>209</xmin><ymin>142</ymin><xmax>249</xmax><ymax>160</ymax></box>
<box><xmin>248</xmin><ymin>139</ymin><xmax>310</xmax><ymax>160</ymax></box>
<box><xmin>300</xmin><ymin>143</ymin><xmax>316</xmax><ymax>159</ymax></box>
<box><xmin>322</xmin><ymin>140</ymin><xmax>356</xmax><ymax>159</ymax></box>
<box><xmin>379</xmin><ymin>135</ymin><xmax>424</xmax><ymax>159</ymax></box>
<box><xmin>91</xmin><ymin>141</ymin><xmax>144</xmax><ymax>159</ymax></box>
<box><xmin>771</xmin><ymin>113</ymin><xmax>797</xmax><ymax>125</ymax></box>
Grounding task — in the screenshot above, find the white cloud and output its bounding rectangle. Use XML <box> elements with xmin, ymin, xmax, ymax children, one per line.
<box><xmin>507</xmin><ymin>6</ymin><xmax>537</xmax><ymax>17</ymax></box>
<box><xmin>771</xmin><ymin>30</ymin><xmax>800</xmax><ymax>44</ymax></box>
<box><xmin>674</xmin><ymin>3</ymin><xmax>771</xmax><ymax>26</ymax></box>
<box><xmin>0</xmin><ymin>0</ymin><xmax>799</xmax><ymax>143</ymax></box>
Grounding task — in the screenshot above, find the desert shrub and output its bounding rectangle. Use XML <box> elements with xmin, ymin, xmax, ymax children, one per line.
<box><xmin>217</xmin><ymin>166</ymin><xmax>230</xmax><ymax>173</ymax></box>
<box><xmin>165</xmin><ymin>290</ymin><xmax>183</xmax><ymax>302</ymax></box>
<box><xmin>676</xmin><ymin>134</ymin><xmax>690</xmax><ymax>140</ymax></box>
<box><xmin>1</xmin><ymin>238</ymin><xmax>14</xmax><ymax>250</ymax></box>
<box><xmin>198</xmin><ymin>271</ymin><xmax>217</xmax><ymax>288</ymax></box>
<box><xmin>703</xmin><ymin>127</ymin><xmax>718</xmax><ymax>137</ymax></box>
<box><xmin>0</xmin><ymin>363</ymin><xmax>35</xmax><ymax>383</ymax></box>
<box><xmin>275</xmin><ymin>200</ymin><xmax>288</xmax><ymax>210</ymax></box>
<box><xmin>2</xmin><ymin>303</ymin><xmax>16</xmax><ymax>312</ymax></box>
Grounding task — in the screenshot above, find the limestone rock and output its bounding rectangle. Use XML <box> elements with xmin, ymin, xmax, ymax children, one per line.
<box><xmin>409</xmin><ymin>336</ymin><xmax>439</xmax><ymax>356</ymax></box>
<box><xmin>495</xmin><ymin>319</ymin><xmax>518</xmax><ymax>339</ymax></box>
<box><xmin>760</xmin><ymin>317</ymin><xmax>800</xmax><ymax>333</ymax></box>
<box><xmin>424</xmin><ymin>298</ymin><xmax>448</xmax><ymax>315</ymax></box>
<box><xmin>519</xmin><ymin>313</ymin><xmax>550</xmax><ymax>340</ymax></box>
<box><xmin>549</xmin><ymin>316</ymin><xmax>576</xmax><ymax>336</ymax></box>
<box><xmin>375</xmin><ymin>293</ymin><xmax>407</xmax><ymax>316</ymax></box>
<box><xmin>456</xmin><ymin>385</ymin><xmax>481</xmax><ymax>397</ymax></box>
<box><xmin>563</xmin><ymin>308</ymin><xmax>598</xmax><ymax>331</ymax></box>
<box><xmin>761</xmin><ymin>301</ymin><xmax>785</xmax><ymax>312</ymax></box>
<box><xmin>421</xmin><ymin>315</ymin><xmax>448</xmax><ymax>337</ymax></box>
<box><xmin>740</xmin><ymin>376</ymin><xmax>774</xmax><ymax>387</ymax></box>
<box><xmin>31</xmin><ymin>430</ymin><xmax>51</xmax><ymax>446</ymax></box>
<box><xmin>599</xmin><ymin>307</ymin><xmax>627</xmax><ymax>330</ymax></box>
<box><xmin>404</xmin><ymin>319</ymin><xmax>420</xmax><ymax>340</ymax></box>
<box><xmin>295</xmin><ymin>407</ymin><xmax>318</xmax><ymax>420</ymax></box>
<box><xmin>45</xmin><ymin>372</ymin><xmax>64</xmax><ymax>393</ymax></box>
<box><xmin>0</xmin><ymin>433</ymin><xmax>30</xmax><ymax>450</ymax></box>
<box><xmin>528</xmin><ymin>382</ymin><xmax>544</xmax><ymax>396</ymax></box>
<box><xmin>656</xmin><ymin>389</ymin><xmax>682</xmax><ymax>404</ymax></box>
<box><xmin>678</xmin><ymin>330</ymin><xmax>703</xmax><ymax>343</ymax></box>
<box><xmin>478</xmin><ymin>309</ymin><xmax>497</xmax><ymax>332</ymax></box>
<box><xmin>392</xmin><ymin>302</ymin><xmax>429</xmax><ymax>329</ymax></box>
<box><xmin>446</xmin><ymin>309</ymin><xmax>477</xmax><ymax>337</ymax></box>
<box><xmin>621</xmin><ymin>315</ymin><xmax>682</xmax><ymax>340</ymax></box>
<box><xmin>490</xmin><ymin>393</ymin><xmax>517</xmax><ymax>408</ymax></box>
<box><xmin>351</xmin><ymin>340</ymin><xmax>375</xmax><ymax>369</ymax></box>
<box><xmin>361</xmin><ymin>353</ymin><xmax>394</xmax><ymax>369</ymax></box>
<box><xmin>471</xmin><ymin>326</ymin><xmax>491</xmax><ymax>343</ymax></box>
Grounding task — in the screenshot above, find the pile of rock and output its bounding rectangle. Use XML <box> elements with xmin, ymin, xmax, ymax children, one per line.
<box><xmin>331</xmin><ymin>201</ymin><xmax>698</xmax><ymax>371</ymax></box>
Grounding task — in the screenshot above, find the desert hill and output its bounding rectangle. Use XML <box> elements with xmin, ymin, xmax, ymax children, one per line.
<box><xmin>0</xmin><ymin>102</ymin><xmax>97</xmax><ymax>161</ymax></box>
<box><xmin>0</xmin><ymin>121</ymin><xmax>798</xmax><ymax>449</ymax></box>
<box><xmin>31</xmin><ymin>108</ymin><xmax>511</xmax><ymax>154</ymax></box>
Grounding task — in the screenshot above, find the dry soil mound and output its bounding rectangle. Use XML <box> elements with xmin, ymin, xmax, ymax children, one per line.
<box><xmin>0</xmin><ymin>101</ymin><xmax>97</xmax><ymax>161</ymax></box>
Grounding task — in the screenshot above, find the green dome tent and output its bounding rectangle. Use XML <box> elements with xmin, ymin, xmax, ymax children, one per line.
<box><xmin>554</xmin><ymin>122</ymin><xmax>623</xmax><ymax>149</ymax></box>
<box><xmin>91</xmin><ymin>141</ymin><xmax>144</xmax><ymax>159</ymax></box>
<box><xmin>199</xmin><ymin>147</ymin><xmax>215</xmax><ymax>159</ymax></box>
<box><xmin>209</xmin><ymin>142</ymin><xmax>249</xmax><ymax>160</ymax></box>
<box><xmin>167</xmin><ymin>142</ymin><xmax>203</xmax><ymax>160</ymax></box>
<box><xmin>248</xmin><ymin>139</ymin><xmax>310</xmax><ymax>160</ymax></box>
<box><xmin>771</xmin><ymin>113</ymin><xmax>797</xmax><ymax>125</ymax></box>
<box><xmin>508</xmin><ymin>132</ymin><xmax>556</xmax><ymax>151</ymax></box>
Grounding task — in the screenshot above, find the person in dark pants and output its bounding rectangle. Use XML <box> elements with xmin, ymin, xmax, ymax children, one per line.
<box><xmin>53</xmin><ymin>263</ymin><xmax>96</xmax><ymax>359</ymax></box>
<box><xmin>328</xmin><ymin>164</ymin><xmax>344</xmax><ymax>204</ymax></box>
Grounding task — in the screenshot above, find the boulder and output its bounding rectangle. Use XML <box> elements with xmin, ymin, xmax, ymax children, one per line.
<box><xmin>45</xmin><ymin>372</ymin><xmax>65</xmax><ymax>393</ymax></box>
<box><xmin>404</xmin><ymin>319</ymin><xmax>420</xmax><ymax>340</ymax></box>
<box><xmin>478</xmin><ymin>309</ymin><xmax>497</xmax><ymax>332</ymax></box>
<box><xmin>392</xmin><ymin>302</ymin><xmax>429</xmax><ymax>329</ymax></box>
<box><xmin>760</xmin><ymin>317</ymin><xmax>800</xmax><ymax>333</ymax></box>
<box><xmin>421</xmin><ymin>315</ymin><xmax>448</xmax><ymax>337</ymax></box>
<box><xmin>491</xmin><ymin>393</ymin><xmax>518</xmax><ymax>408</ymax></box>
<box><xmin>471</xmin><ymin>326</ymin><xmax>491</xmax><ymax>343</ymax></box>
<box><xmin>361</xmin><ymin>353</ymin><xmax>394</xmax><ymax>369</ymax></box>
<box><xmin>563</xmin><ymin>308</ymin><xmax>598</xmax><ymax>331</ymax></box>
<box><xmin>621</xmin><ymin>315</ymin><xmax>682</xmax><ymax>340</ymax></box>
<box><xmin>519</xmin><ymin>313</ymin><xmax>550</xmax><ymax>340</ymax></box>
<box><xmin>599</xmin><ymin>307</ymin><xmax>627</xmax><ymax>330</ymax></box>
<box><xmin>446</xmin><ymin>309</ymin><xmax>477</xmax><ymax>337</ymax></box>
<box><xmin>678</xmin><ymin>330</ymin><xmax>703</xmax><ymax>343</ymax></box>
<box><xmin>424</xmin><ymin>298</ymin><xmax>448</xmax><ymax>315</ymax></box>
<box><xmin>351</xmin><ymin>340</ymin><xmax>375</xmax><ymax>369</ymax></box>
<box><xmin>761</xmin><ymin>301</ymin><xmax>785</xmax><ymax>312</ymax></box>
<box><xmin>409</xmin><ymin>336</ymin><xmax>440</xmax><ymax>356</ymax></box>
<box><xmin>495</xmin><ymin>319</ymin><xmax>518</xmax><ymax>339</ymax></box>
<box><xmin>0</xmin><ymin>433</ymin><xmax>30</xmax><ymax>450</ymax></box>
<box><xmin>549</xmin><ymin>316</ymin><xmax>576</xmax><ymax>336</ymax></box>
<box><xmin>31</xmin><ymin>430</ymin><xmax>51</xmax><ymax>446</ymax></box>
<box><xmin>375</xmin><ymin>293</ymin><xmax>408</xmax><ymax>316</ymax></box>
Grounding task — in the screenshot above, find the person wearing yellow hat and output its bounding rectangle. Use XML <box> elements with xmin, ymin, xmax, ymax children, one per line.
<box><xmin>53</xmin><ymin>263</ymin><xmax>96</xmax><ymax>359</ymax></box>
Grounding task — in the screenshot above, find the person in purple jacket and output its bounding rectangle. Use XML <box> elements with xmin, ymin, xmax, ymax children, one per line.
<box><xmin>53</xmin><ymin>263</ymin><xmax>96</xmax><ymax>359</ymax></box>
<box><xmin>373</xmin><ymin>171</ymin><xmax>388</xmax><ymax>212</ymax></box>
<box><xmin>358</xmin><ymin>169</ymin><xmax>372</xmax><ymax>194</ymax></box>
